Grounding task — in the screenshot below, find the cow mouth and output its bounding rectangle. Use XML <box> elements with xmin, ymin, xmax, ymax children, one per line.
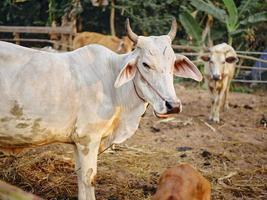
<box><xmin>153</xmin><ymin>107</ymin><xmax>181</xmax><ymax>118</ymax></box>
<box><xmin>153</xmin><ymin>111</ymin><xmax>170</xmax><ymax>118</ymax></box>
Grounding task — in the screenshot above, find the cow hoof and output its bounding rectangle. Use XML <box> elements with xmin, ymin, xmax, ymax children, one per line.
<box><xmin>208</xmin><ymin>117</ymin><xmax>220</xmax><ymax>123</ymax></box>
<box><xmin>213</xmin><ymin>118</ymin><xmax>220</xmax><ymax>123</ymax></box>
<box><xmin>208</xmin><ymin>116</ymin><xmax>213</xmax><ymax>121</ymax></box>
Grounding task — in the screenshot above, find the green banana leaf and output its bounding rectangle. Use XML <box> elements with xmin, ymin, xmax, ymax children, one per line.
<box><xmin>240</xmin><ymin>11</ymin><xmax>267</xmax><ymax>25</ymax></box>
<box><xmin>223</xmin><ymin>0</ymin><xmax>238</xmax><ymax>31</ymax></box>
<box><xmin>13</xmin><ymin>0</ymin><xmax>29</xmax><ymax>2</ymax></box>
<box><xmin>179</xmin><ymin>10</ymin><xmax>203</xmax><ymax>45</ymax></box>
<box><xmin>190</xmin><ymin>0</ymin><xmax>226</xmax><ymax>22</ymax></box>
<box><xmin>238</xmin><ymin>0</ymin><xmax>253</xmax><ymax>17</ymax></box>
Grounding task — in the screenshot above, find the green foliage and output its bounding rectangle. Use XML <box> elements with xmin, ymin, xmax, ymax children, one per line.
<box><xmin>47</xmin><ymin>0</ymin><xmax>74</xmax><ymax>24</ymax></box>
<box><xmin>189</xmin><ymin>0</ymin><xmax>226</xmax><ymax>22</ymax></box>
<box><xmin>223</xmin><ymin>0</ymin><xmax>238</xmax><ymax>32</ymax></box>
<box><xmin>186</xmin><ymin>0</ymin><xmax>267</xmax><ymax>49</ymax></box>
<box><xmin>0</xmin><ymin>0</ymin><xmax>49</xmax><ymax>26</ymax></box>
<box><xmin>0</xmin><ymin>0</ymin><xmax>266</xmax><ymax>52</ymax></box>
<box><xmin>240</xmin><ymin>11</ymin><xmax>267</xmax><ymax>25</ymax></box>
<box><xmin>179</xmin><ymin>10</ymin><xmax>202</xmax><ymax>45</ymax></box>
<box><xmin>231</xmin><ymin>84</ymin><xmax>253</xmax><ymax>93</ymax></box>
<box><xmin>238</xmin><ymin>0</ymin><xmax>253</xmax><ymax>17</ymax></box>
<box><xmin>115</xmin><ymin>0</ymin><xmax>185</xmax><ymax>36</ymax></box>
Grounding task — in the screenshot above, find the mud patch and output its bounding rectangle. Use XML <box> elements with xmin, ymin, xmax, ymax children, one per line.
<box><xmin>10</xmin><ymin>101</ymin><xmax>23</xmax><ymax>118</ymax></box>
<box><xmin>16</xmin><ymin>123</ymin><xmax>30</xmax><ymax>129</ymax></box>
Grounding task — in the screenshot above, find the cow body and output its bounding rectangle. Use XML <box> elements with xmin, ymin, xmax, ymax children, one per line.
<box><xmin>0</xmin><ymin>19</ymin><xmax>202</xmax><ymax>200</ymax></box>
<box><xmin>0</xmin><ymin>41</ymin><xmax>146</xmax><ymax>150</ymax></box>
<box><xmin>201</xmin><ymin>43</ymin><xmax>238</xmax><ymax>123</ymax></box>
<box><xmin>73</xmin><ymin>32</ymin><xmax>133</xmax><ymax>53</ymax></box>
<box><xmin>152</xmin><ymin>164</ymin><xmax>211</xmax><ymax>200</ymax></box>
<box><xmin>0</xmin><ymin>41</ymin><xmax>147</xmax><ymax>198</ymax></box>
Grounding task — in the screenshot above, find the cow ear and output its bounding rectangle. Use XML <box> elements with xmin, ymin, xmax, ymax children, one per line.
<box><xmin>114</xmin><ymin>59</ymin><xmax>137</xmax><ymax>88</ymax></box>
<box><xmin>200</xmin><ymin>55</ymin><xmax>210</xmax><ymax>62</ymax></box>
<box><xmin>225</xmin><ymin>56</ymin><xmax>238</xmax><ymax>63</ymax></box>
<box><xmin>174</xmin><ymin>55</ymin><xmax>203</xmax><ymax>82</ymax></box>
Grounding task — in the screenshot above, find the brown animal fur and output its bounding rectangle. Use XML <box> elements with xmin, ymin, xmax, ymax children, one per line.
<box><xmin>152</xmin><ymin>164</ymin><xmax>211</xmax><ymax>200</ymax></box>
<box><xmin>73</xmin><ymin>32</ymin><xmax>133</xmax><ymax>53</ymax></box>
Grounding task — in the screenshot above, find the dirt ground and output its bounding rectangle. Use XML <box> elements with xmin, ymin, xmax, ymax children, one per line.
<box><xmin>0</xmin><ymin>84</ymin><xmax>266</xmax><ymax>200</ymax></box>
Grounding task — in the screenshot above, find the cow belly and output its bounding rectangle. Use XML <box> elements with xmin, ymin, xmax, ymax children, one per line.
<box><xmin>0</xmin><ymin>114</ymin><xmax>76</xmax><ymax>149</ymax></box>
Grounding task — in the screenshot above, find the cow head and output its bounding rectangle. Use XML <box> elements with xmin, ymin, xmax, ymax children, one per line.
<box><xmin>201</xmin><ymin>43</ymin><xmax>238</xmax><ymax>81</ymax></box>
<box><xmin>114</xmin><ymin>18</ymin><xmax>202</xmax><ymax>118</ymax></box>
<box><xmin>120</xmin><ymin>36</ymin><xmax>135</xmax><ymax>53</ymax></box>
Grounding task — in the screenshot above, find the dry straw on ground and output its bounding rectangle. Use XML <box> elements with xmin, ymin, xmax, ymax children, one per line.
<box><xmin>0</xmin><ymin>85</ymin><xmax>266</xmax><ymax>200</ymax></box>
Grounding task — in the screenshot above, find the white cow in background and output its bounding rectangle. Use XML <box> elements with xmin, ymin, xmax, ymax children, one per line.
<box><xmin>0</xmin><ymin>19</ymin><xmax>202</xmax><ymax>200</ymax></box>
<box><xmin>201</xmin><ymin>43</ymin><xmax>238</xmax><ymax>123</ymax></box>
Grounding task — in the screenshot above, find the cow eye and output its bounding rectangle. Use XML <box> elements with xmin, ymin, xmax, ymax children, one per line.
<box><xmin>209</xmin><ymin>60</ymin><xmax>214</xmax><ymax>64</ymax></box>
<box><xmin>142</xmin><ymin>62</ymin><xmax>151</xmax><ymax>69</ymax></box>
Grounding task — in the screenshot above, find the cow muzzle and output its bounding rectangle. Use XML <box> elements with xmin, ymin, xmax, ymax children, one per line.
<box><xmin>154</xmin><ymin>101</ymin><xmax>182</xmax><ymax>118</ymax></box>
<box><xmin>212</xmin><ymin>74</ymin><xmax>221</xmax><ymax>81</ymax></box>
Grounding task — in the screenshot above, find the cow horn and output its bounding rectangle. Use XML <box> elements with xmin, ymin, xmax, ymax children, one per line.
<box><xmin>168</xmin><ymin>18</ymin><xmax>177</xmax><ymax>41</ymax></box>
<box><xmin>126</xmin><ymin>18</ymin><xmax>138</xmax><ymax>43</ymax></box>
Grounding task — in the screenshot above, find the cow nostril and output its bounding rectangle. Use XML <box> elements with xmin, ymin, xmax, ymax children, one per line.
<box><xmin>165</xmin><ymin>101</ymin><xmax>173</xmax><ymax>110</ymax></box>
<box><xmin>213</xmin><ymin>75</ymin><xmax>220</xmax><ymax>81</ymax></box>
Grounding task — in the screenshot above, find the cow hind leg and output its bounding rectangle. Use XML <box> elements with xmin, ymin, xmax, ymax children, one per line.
<box><xmin>75</xmin><ymin>135</ymin><xmax>101</xmax><ymax>200</ymax></box>
<box><xmin>223</xmin><ymin>80</ymin><xmax>231</xmax><ymax>111</ymax></box>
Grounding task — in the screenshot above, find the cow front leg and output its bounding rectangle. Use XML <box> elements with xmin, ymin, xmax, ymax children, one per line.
<box><xmin>75</xmin><ymin>136</ymin><xmax>101</xmax><ymax>200</ymax></box>
<box><xmin>209</xmin><ymin>97</ymin><xmax>215</xmax><ymax>122</ymax></box>
<box><xmin>209</xmin><ymin>94</ymin><xmax>220</xmax><ymax>123</ymax></box>
<box><xmin>214</xmin><ymin>83</ymin><xmax>228</xmax><ymax>122</ymax></box>
<box><xmin>212</xmin><ymin>94</ymin><xmax>221</xmax><ymax>123</ymax></box>
<box><xmin>208</xmin><ymin>83</ymin><xmax>218</xmax><ymax>123</ymax></box>
<box><xmin>74</xmin><ymin>146</ymin><xmax>86</xmax><ymax>200</ymax></box>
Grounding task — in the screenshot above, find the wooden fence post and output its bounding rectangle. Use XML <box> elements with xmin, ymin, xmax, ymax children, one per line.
<box><xmin>13</xmin><ymin>32</ymin><xmax>20</xmax><ymax>45</ymax></box>
<box><xmin>50</xmin><ymin>21</ymin><xmax>59</xmax><ymax>49</ymax></box>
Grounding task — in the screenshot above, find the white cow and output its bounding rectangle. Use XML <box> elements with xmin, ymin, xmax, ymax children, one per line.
<box><xmin>0</xmin><ymin>19</ymin><xmax>202</xmax><ymax>200</ymax></box>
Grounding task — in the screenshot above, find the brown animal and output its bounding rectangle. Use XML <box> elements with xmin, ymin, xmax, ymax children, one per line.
<box><xmin>201</xmin><ymin>43</ymin><xmax>238</xmax><ymax>123</ymax></box>
<box><xmin>0</xmin><ymin>180</ymin><xmax>42</xmax><ymax>200</ymax></box>
<box><xmin>152</xmin><ymin>164</ymin><xmax>211</xmax><ymax>200</ymax></box>
<box><xmin>73</xmin><ymin>32</ymin><xmax>134</xmax><ymax>53</ymax></box>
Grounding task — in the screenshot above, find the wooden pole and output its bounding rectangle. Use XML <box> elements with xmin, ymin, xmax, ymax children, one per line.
<box><xmin>237</xmin><ymin>54</ymin><xmax>267</xmax><ymax>64</ymax></box>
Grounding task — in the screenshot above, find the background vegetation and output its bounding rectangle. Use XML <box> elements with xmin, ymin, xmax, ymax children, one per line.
<box><xmin>0</xmin><ymin>0</ymin><xmax>266</xmax><ymax>51</ymax></box>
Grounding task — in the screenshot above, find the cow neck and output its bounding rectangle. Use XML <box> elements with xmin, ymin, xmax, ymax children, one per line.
<box><xmin>132</xmin><ymin>80</ymin><xmax>146</xmax><ymax>102</ymax></box>
<box><xmin>113</xmin><ymin>52</ymin><xmax>146</xmax><ymax>110</ymax></box>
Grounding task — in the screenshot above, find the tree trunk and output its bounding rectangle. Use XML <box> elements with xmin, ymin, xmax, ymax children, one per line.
<box><xmin>110</xmin><ymin>0</ymin><xmax>116</xmax><ymax>36</ymax></box>
<box><xmin>201</xmin><ymin>15</ymin><xmax>213</xmax><ymax>48</ymax></box>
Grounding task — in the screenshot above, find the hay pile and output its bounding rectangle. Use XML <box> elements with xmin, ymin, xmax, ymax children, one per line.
<box><xmin>0</xmin><ymin>141</ymin><xmax>266</xmax><ymax>200</ymax></box>
<box><xmin>0</xmin><ymin>148</ymin><xmax>77</xmax><ymax>199</ymax></box>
